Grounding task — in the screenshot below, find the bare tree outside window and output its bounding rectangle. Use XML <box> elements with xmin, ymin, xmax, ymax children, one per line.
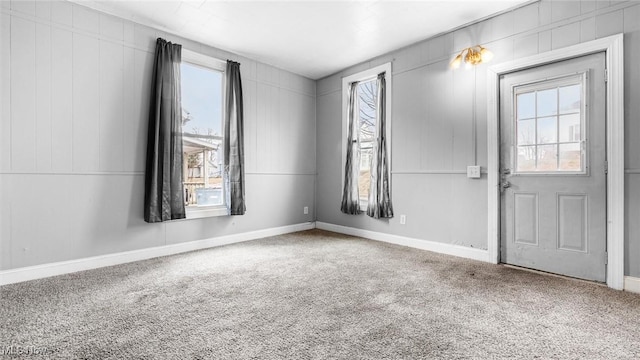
<box><xmin>357</xmin><ymin>80</ymin><xmax>378</xmax><ymax>206</ymax></box>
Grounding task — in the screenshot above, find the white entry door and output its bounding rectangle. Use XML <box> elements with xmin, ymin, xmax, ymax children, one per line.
<box><xmin>499</xmin><ymin>53</ymin><xmax>607</xmax><ymax>282</ymax></box>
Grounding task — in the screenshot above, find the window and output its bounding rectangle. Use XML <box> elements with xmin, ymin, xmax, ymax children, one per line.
<box><xmin>342</xmin><ymin>63</ymin><xmax>392</xmax><ymax>209</ymax></box>
<box><xmin>513</xmin><ymin>73</ymin><xmax>586</xmax><ymax>174</ymax></box>
<box><xmin>181</xmin><ymin>50</ymin><xmax>227</xmax><ymax>217</ymax></box>
<box><xmin>356</xmin><ymin>79</ymin><xmax>377</xmax><ymax>206</ymax></box>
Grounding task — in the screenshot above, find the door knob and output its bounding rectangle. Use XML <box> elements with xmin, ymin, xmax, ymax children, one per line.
<box><xmin>501</xmin><ymin>181</ymin><xmax>511</xmax><ymax>190</ymax></box>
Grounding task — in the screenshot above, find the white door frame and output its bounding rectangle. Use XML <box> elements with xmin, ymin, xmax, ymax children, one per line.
<box><xmin>487</xmin><ymin>34</ymin><xmax>624</xmax><ymax>290</ymax></box>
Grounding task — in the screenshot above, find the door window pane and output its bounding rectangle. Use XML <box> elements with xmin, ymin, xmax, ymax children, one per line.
<box><xmin>559</xmin><ymin>114</ymin><xmax>581</xmax><ymax>142</ymax></box>
<box><xmin>537</xmin><ymin>116</ymin><xmax>557</xmax><ymax>144</ymax></box>
<box><xmin>517</xmin><ymin>119</ymin><xmax>535</xmax><ymax>145</ymax></box>
<box><xmin>559</xmin><ymin>143</ymin><xmax>581</xmax><ymax>171</ymax></box>
<box><xmin>537</xmin><ymin>145</ymin><xmax>557</xmax><ymax>171</ymax></box>
<box><xmin>559</xmin><ymin>84</ymin><xmax>581</xmax><ymax>114</ymax></box>
<box><xmin>537</xmin><ymin>88</ymin><xmax>557</xmax><ymax>117</ymax></box>
<box><xmin>517</xmin><ymin>146</ymin><xmax>536</xmax><ymax>172</ymax></box>
<box><xmin>517</xmin><ymin>92</ymin><xmax>535</xmax><ymax>119</ymax></box>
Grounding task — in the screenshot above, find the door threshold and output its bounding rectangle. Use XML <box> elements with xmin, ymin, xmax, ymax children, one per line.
<box><xmin>501</xmin><ymin>264</ymin><xmax>607</xmax><ymax>286</ymax></box>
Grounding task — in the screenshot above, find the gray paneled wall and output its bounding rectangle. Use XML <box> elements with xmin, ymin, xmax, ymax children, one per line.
<box><xmin>0</xmin><ymin>1</ymin><xmax>316</xmax><ymax>270</ymax></box>
<box><xmin>315</xmin><ymin>0</ymin><xmax>640</xmax><ymax>277</ymax></box>
<box><xmin>3</xmin><ymin>0</ymin><xmax>640</xmax><ymax>279</ymax></box>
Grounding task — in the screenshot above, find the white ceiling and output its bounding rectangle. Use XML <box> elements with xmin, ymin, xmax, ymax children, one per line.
<box><xmin>76</xmin><ymin>0</ymin><xmax>531</xmax><ymax>79</ymax></box>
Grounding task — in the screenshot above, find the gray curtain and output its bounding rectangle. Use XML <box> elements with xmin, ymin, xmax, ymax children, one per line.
<box><xmin>144</xmin><ymin>38</ymin><xmax>185</xmax><ymax>223</ymax></box>
<box><xmin>367</xmin><ymin>73</ymin><xmax>394</xmax><ymax>219</ymax></box>
<box><xmin>224</xmin><ymin>60</ymin><xmax>246</xmax><ymax>215</ymax></box>
<box><xmin>340</xmin><ymin>82</ymin><xmax>361</xmax><ymax>214</ymax></box>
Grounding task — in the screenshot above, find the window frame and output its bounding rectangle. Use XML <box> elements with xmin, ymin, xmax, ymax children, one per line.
<box><xmin>181</xmin><ymin>49</ymin><xmax>228</xmax><ymax>219</ymax></box>
<box><xmin>511</xmin><ymin>71</ymin><xmax>589</xmax><ymax>176</ymax></box>
<box><xmin>341</xmin><ymin>62</ymin><xmax>392</xmax><ymax>210</ymax></box>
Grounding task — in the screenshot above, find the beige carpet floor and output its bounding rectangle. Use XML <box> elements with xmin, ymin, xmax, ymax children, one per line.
<box><xmin>1</xmin><ymin>229</ymin><xmax>639</xmax><ymax>359</ymax></box>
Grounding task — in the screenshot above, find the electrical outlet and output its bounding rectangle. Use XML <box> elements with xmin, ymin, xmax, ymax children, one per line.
<box><xmin>400</xmin><ymin>215</ymin><xmax>406</xmax><ymax>225</ymax></box>
<box><xmin>303</xmin><ymin>206</ymin><xmax>309</xmax><ymax>215</ymax></box>
<box><xmin>467</xmin><ymin>165</ymin><xmax>481</xmax><ymax>179</ymax></box>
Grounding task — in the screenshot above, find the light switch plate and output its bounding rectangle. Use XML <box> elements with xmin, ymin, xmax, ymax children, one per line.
<box><xmin>467</xmin><ymin>165</ymin><xmax>481</xmax><ymax>179</ymax></box>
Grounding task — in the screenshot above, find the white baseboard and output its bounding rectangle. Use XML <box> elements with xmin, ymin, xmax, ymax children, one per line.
<box><xmin>0</xmin><ymin>222</ymin><xmax>316</xmax><ymax>286</ymax></box>
<box><xmin>5</xmin><ymin>220</ymin><xmax>629</xmax><ymax>290</ymax></box>
<box><xmin>624</xmin><ymin>276</ymin><xmax>640</xmax><ymax>294</ymax></box>
<box><xmin>316</xmin><ymin>222</ymin><xmax>491</xmax><ymax>263</ymax></box>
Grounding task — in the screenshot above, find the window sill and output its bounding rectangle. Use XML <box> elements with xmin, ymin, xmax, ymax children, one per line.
<box><xmin>359</xmin><ymin>200</ymin><xmax>369</xmax><ymax>210</ymax></box>
<box><xmin>185</xmin><ymin>205</ymin><xmax>228</xmax><ymax>219</ymax></box>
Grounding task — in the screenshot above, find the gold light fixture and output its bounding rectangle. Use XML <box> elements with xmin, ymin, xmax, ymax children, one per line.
<box><xmin>450</xmin><ymin>45</ymin><xmax>494</xmax><ymax>69</ymax></box>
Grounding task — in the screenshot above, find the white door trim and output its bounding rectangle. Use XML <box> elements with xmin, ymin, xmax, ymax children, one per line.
<box><xmin>487</xmin><ymin>34</ymin><xmax>624</xmax><ymax>290</ymax></box>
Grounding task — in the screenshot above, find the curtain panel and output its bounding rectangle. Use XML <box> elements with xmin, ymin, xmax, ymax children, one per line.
<box><xmin>340</xmin><ymin>82</ymin><xmax>361</xmax><ymax>214</ymax></box>
<box><xmin>224</xmin><ymin>60</ymin><xmax>246</xmax><ymax>215</ymax></box>
<box><xmin>144</xmin><ymin>38</ymin><xmax>185</xmax><ymax>223</ymax></box>
<box><xmin>366</xmin><ymin>72</ymin><xmax>394</xmax><ymax>219</ymax></box>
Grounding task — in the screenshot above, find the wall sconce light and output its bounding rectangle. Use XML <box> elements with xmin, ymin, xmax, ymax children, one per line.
<box><xmin>450</xmin><ymin>45</ymin><xmax>494</xmax><ymax>69</ymax></box>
